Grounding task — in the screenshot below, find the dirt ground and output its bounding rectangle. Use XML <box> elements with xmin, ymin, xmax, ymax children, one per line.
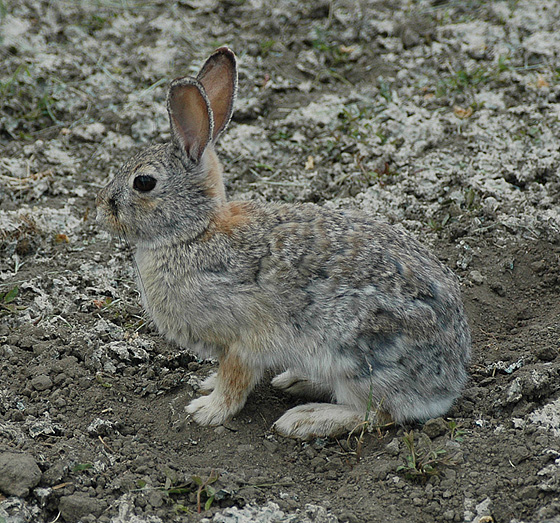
<box><xmin>1</xmin><ymin>1</ymin><xmax>560</xmax><ymax>522</ymax></box>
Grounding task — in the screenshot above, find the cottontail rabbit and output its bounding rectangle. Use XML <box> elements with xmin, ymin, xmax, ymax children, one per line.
<box><xmin>97</xmin><ymin>47</ymin><xmax>471</xmax><ymax>439</ymax></box>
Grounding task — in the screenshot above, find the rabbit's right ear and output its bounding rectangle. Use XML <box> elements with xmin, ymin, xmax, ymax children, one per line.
<box><xmin>167</xmin><ymin>78</ymin><xmax>214</xmax><ymax>162</ymax></box>
<box><xmin>197</xmin><ymin>47</ymin><xmax>238</xmax><ymax>142</ymax></box>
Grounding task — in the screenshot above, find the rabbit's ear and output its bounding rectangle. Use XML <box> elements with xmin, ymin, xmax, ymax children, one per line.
<box><xmin>197</xmin><ymin>47</ymin><xmax>237</xmax><ymax>142</ymax></box>
<box><xmin>167</xmin><ymin>79</ymin><xmax>214</xmax><ymax>162</ymax></box>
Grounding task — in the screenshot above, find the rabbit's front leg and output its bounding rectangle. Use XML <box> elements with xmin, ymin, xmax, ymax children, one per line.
<box><xmin>186</xmin><ymin>348</ymin><xmax>261</xmax><ymax>426</ymax></box>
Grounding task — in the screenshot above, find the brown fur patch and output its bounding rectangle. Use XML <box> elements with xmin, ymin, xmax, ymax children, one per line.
<box><xmin>209</xmin><ymin>201</ymin><xmax>253</xmax><ymax>237</ymax></box>
<box><xmin>218</xmin><ymin>352</ymin><xmax>254</xmax><ymax>408</ymax></box>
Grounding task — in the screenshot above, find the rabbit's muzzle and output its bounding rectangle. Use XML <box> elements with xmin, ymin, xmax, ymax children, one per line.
<box><xmin>96</xmin><ymin>188</ymin><xmax>122</xmax><ymax>235</ymax></box>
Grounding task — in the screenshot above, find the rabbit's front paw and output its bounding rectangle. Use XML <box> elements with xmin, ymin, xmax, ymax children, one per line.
<box><xmin>186</xmin><ymin>392</ymin><xmax>236</xmax><ymax>426</ymax></box>
<box><xmin>199</xmin><ymin>372</ymin><xmax>217</xmax><ymax>393</ymax></box>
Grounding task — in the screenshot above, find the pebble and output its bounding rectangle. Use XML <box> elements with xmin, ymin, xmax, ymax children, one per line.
<box><xmin>262</xmin><ymin>439</ymin><xmax>279</xmax><ymax>453</ymax></box>
<box><xmin>422</xmin><ymin>417</ymin><xmax>448</xmax><ymax>439</ymax></box>
<box><xmin>71</xmin><ymin>122</ymin><xmax>106</xmax><ymax>142</ymax></box>
<box><xmin>31</xmin><ymin>374</ymin><xmax>53</xmax><ymax>391</ymax></box>
<box><xmin>0</xmin><ymin>452</ymin><xmax>42</xmax><ymax>497</ymax></box>
<box><xmin>311</xmin><ymin>456</ymin><xmax>325</xmax><ymax>471</ymax></box>
<box><xmin>147</xmin><ymin>489</ymin><xmax>165</xmax><ymax>508</ymax></box>
<box><xmin>469</xmin><ymin>270</ymin><xmax>485</xmax><ymax>285</ymax></box>
<box><xmin>42</xmin><ymin>461</ymin><xmax>67</xmax><ymax>486</ymax></box>
<box><xmin>33</xmin><ymin>341</ymin><xmax>51</xmax><ymax>355</ymax></box>
<box><xmin>385</xmin><ymin>437</ymin><xmax>401</xmax><ymax>456</ymax></box>
<box><xmin>537</xmin><ymin>346</ymin><xmax>557</xmax><ymax>362</ymax></box>
<box><xmin>337</xmin><ymin>509</ymin><xmax>359</xmax><ymax>523</ymax></box>
<box><xmin>19</xmin><ymin>338</ymin><xmax>35</xmax><ymax>350</ymax></box>
<box><xmin>370</xmin><ymin>459</ymin><xmax>397</xmax><ymax>481</ymax></box>
<box><xmin>58</xmin><ymin>493</ymin><xmax>108</xmax><ymax>522</ymax></box>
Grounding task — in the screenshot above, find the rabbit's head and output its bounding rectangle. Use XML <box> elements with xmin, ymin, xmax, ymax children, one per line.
<box><xmin>96</xmin><ymin>47</ymin><xmax>237</xmax><ymax>248</ymax></box>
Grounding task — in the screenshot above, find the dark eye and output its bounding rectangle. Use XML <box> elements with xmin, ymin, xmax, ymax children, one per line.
<box><xmin>133</xmin><ymin>175</ymin><xmax>157</xmax><ymax>192</ymax></box>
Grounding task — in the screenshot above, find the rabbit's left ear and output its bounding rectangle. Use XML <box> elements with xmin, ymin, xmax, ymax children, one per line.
<box><xmin>197</xmin><ymin>47</ymin><xmax>238</xmax><ymax>142</ymax></box>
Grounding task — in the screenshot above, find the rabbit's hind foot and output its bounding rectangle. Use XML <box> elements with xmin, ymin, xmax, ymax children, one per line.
<box><xmin>273</xmin><ymin>403</ymin><xmax>365</xmax><ymax>439</ymax></box>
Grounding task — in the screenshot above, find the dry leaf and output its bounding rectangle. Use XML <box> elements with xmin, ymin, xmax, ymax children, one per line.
<box><xmin>454</xmin><ymin>106</ymin><xmax>473</xmax><ymax>119</ymax></box>
<box><xmin>537</xmin><ymin>75</ymin><xmax>549</xmax><ymax>88</ymax></box>
<box><xmin>55</xmin><ymin>233</ymin><xmax>69</xmax><ymax>243</ymax></box>
<box><xmin>305</xmin><ymin>155</ymin><xmax>315</xmax><ymax>170</ymax></box>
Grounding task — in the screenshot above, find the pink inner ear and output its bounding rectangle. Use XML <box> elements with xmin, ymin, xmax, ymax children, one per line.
<box><xmin>197</xmin><ymin>51</ymin><xmax>236</xmax><ymax>141</ymax></box>
<box><xmin>169</xmin><ymin>85</ymin><xmax>211</xmax><ymax>160</ymax></box>
<box><xmin>203</xmin><ymin>68</ymin><xmax>231</xmax><ymax>131</ymax></box>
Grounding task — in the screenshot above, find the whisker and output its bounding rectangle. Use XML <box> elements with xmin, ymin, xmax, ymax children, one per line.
<box><xmin>118</xmin><ymin>231</ymin><xmax>148</xmax><ymax>310</ymax></box>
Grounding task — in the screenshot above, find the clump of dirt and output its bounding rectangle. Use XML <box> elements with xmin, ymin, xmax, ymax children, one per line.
<box><xmin>1</xmin><ymin>1</ymin><xmax>560</xmax><ymax>522</ymax></box>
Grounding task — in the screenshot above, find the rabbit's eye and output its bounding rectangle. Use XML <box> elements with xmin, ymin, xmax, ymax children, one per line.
<box><xmin>133</xmin><ymin>175</ymin><xmax>157</xmax><ymax>192</ymax></box>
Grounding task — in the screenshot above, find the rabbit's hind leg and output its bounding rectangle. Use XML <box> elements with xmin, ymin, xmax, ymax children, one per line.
<box><xmin>271</xmin><ymin>369</ymin><xmax>333</xmax><ymax>401</ymax></box>
<box><xmin>273</xmin><ymin>403</ymin><xmax>365</xmax><ymax>439</ymax></box>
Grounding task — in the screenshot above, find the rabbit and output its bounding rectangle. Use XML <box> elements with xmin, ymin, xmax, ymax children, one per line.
<box><xmin>96</xmin><ymin>47</ymin><xmax>471</xmax><ymax>439</ymax></box>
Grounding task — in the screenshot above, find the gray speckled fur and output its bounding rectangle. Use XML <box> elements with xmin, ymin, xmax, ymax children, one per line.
<box><xmin>97</xmin><ymin>48</ymin><xmax>471</xmax><ymax>437</ymax></box>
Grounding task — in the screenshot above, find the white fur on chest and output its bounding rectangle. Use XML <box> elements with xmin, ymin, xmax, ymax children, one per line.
<box><xmin>134</xmin><ymin>245</ymin><xmax>220</xmax><ymax>355</ymax></box>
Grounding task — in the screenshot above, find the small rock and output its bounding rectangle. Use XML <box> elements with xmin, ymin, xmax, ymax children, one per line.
<box><xmin>233</xmin><ymin>96</ymin><xmax>267</xmax><ymax>121</ymax></box>
<box><xmin>304</xmin><ymin>504</ymin><xmax>338</xmax><ymax>523</ymax></box>
<box><xmin>263</xmin><ymin>439</ymin><xmax>279</xmax><ymax>453</ymax></box>
<box><xmin>304</xmin><ymin>446</ymin><xmax>317</xmax><ymax>459</ymax></box>
<box><xmin>509</xmin><ymin>445</ymin><xmax>531</xmax><ymax>465</ymax></box>
<box><xmin>35</xmin><ymin>487</ymin><xmax>52</xmax><ymax>508</ymax></box>
<box><xmin>59</xmin><ymin>493</ymin><xmax>108</xmax><ymax>522</ymax></box>
<box><xmin>188</xmin><ymin>361</ymin><xmax>200</xmax><ymax>371</ymax></box>
<box><xmin>505</xmin><ymin>378</ymin><xmax>523</xmax><ymax>405</ymax></box>
<box><xmin>370</xmin><ymin>459</ymin><xmax>397</xmax><ymax>481</ymax></box>
<box><xmin>310</xmin><ymin>456</ymin><xmax>325</xmax><ymax>471</ymax></box>
<box><xmin>474</xmin><ymin>497</ymin><xmax>493</xmax><ymax>522</ymax></box>
<box><xmin>385</xmin><ymin>437</ymin><xmax>401</xmax><ymax>456</ymax></box>
<box><xmin>0</xmin><ymin>452</ymin><xmax>42</xmax><ymax>497</ymax></box>
<box><xmin>42</xmin><ymin>461</ymin><xmax>68</xmax><ymax>486</ymax></box>
<box><xmin>489</xmin><ymin>281</ymin><xmax>506</xmax><ymax>296</ymax></box>
<box><xmin>530</xmin><ymin>259</ymin><xmax>547</xmax><ymax>275</ymax></box>
<box><xmin>19</xmin><ymin>338</ymin><xmax>35</xmax><ymax>350</ymax></box>
<box><xmin>469</xmin><ymin>270</ymin><xmax>485</xmax><ymax>285</ymax></box>
<box><xmin>87</xmin><ymin>418</ymin><xmax>116</xmax><ymax>437</ymax></box>
<box><xmin>147</xmin><ymin>488</ymin><xmax>165</xmax><ymax>508</ymax></box>
<box><xmin>31</xmin><ymin>374</ymin><xmax>53</xmax><ymax>391</ymax></box>
<box><xmin>482</xmin><ymin>196</ymin><xmax>499</xmax><ymax>215</ymax></box>
<box><xmin>325</xmin><ymin>470</ymin><xmax>338</xmax><ymax>480</ymax></box>
<box><xmin>33</xmin><ymin>341</ymin><xmax>52</xmax><ymax>355</ymax></box>
<box><xmin>422</xmin><ymin>417</ymin><xmax>448</xmax><ymax>439</ymax></box>
<box><xmin>72</xmin><ymin>122</ymin><xmax>106</xmax><ymax>142</ymax></box>
<box><xmin>537</xmin><ymin>346</ymin><xmax>557</xmax><ymax>362</ymax></box>
<box><xmin>338</xmin><ymin>509</ymin><xmax>359</xmax><ymax>523</ymax></box>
